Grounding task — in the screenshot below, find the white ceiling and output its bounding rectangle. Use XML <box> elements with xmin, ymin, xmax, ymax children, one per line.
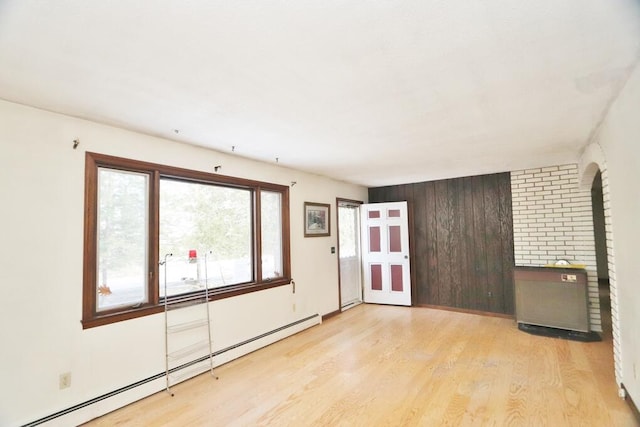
<box><xmin>1</xmin><ymin>1</ymin><xmax>639</xmax><ymax>187</ymax></box>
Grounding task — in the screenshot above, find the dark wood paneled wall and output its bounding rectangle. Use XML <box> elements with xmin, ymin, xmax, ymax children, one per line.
<box><xmin>369</xmin><ymin>173</ymin><xmax>515</xmax><ymax>315</ymax></box>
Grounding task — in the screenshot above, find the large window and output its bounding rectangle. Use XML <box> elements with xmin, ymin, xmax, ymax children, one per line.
<box><xmin>83</xmin><ymin>152</ymin><xmax>290</xmax><ymax>328</ymax></box>
<box><xmin>159</xmin><ymin>179</ymin><xmax>253</xmax><ymax>297</ymax></box>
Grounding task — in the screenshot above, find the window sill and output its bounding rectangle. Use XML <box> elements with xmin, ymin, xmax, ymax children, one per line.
<box><xmin>82</xmin><ymin>278</ymin><xmax>292</xmax><ymax>329</ymax></box>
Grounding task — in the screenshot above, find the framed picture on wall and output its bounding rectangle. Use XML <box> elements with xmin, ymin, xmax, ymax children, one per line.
<box><xmin>304</xmin><ymin>202</ymin><xmax>331</xmax><ymax>237</ymax></box>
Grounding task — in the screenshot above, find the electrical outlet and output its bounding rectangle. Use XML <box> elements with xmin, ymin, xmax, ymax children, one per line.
<box><xmin>59</xmin><ymin>372</ymin><xmax>71</xmax><ymax>389</ymax></box>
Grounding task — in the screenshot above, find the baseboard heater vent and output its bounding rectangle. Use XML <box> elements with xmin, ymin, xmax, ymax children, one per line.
<box><xmin>23</xmin><ymin>314</ymin><xmax>319</xmax><ymax>427</ymax></box>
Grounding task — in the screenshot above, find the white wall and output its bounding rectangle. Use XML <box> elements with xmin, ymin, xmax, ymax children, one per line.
<box><xmin>0</xmin><ymin>100</ymin><xmax>367</xmax><ymax>426</ymax></box>
<box><xmin>511</xmin><ymin>164</ymin><xmax>601</xmax><ymax>332</ymax></box>
<box><xmin>590</xmin><ymin>63</ymin><xmax>640</xmax><ymax>404</ymax></box>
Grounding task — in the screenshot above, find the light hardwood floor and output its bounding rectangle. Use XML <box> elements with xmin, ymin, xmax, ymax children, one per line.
<box><xmin>85</xmin><ymin>304</ymin><xmax>638</xmax><ymax>426</ymax></box>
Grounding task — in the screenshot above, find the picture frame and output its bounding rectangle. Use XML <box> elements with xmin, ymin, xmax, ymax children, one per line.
<box><xmin>304</xmin><ymin>202</ymin><xmax>331</xmax><ymax>237</ymax></box>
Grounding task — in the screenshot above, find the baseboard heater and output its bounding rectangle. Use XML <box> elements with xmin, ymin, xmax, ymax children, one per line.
<box><xmin>514</xmin><ymin>266</ymin><xmax>600</xmax><ymax>342</ymax></box>
<box><xmin>22</xmin><ymin>314</ymin><xmax>319</xmax><ymax>427</ymax></box>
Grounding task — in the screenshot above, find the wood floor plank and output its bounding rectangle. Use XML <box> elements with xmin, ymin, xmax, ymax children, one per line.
<box><xmin>83</xmin><ymin>305</ymin><xmax>638</xmax><ymax>427</ymax></box>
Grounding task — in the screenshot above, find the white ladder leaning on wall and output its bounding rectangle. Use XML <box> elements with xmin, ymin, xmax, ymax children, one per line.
<box><xmin>162</xmin><ymin>251</ymin><xmax>218</xmax><ymax>396</ymax></box>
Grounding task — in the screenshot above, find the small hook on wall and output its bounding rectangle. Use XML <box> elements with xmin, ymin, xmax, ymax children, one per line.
<box><xmin>72</xmin><ymin>139</ymin><xmax>80</xmax><ymax>149</ymax></box>
<box><xmin>291</xmin><ymin>181</ymin><xmax>297</xmax><ymax>187</ymax></box>
<box><xmin>214</xmin><ymin>165</ymin><xmax>222</xmax><ymax>172</ymax></box>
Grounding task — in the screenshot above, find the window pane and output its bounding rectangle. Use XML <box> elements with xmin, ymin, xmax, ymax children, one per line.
<box><xmin>96</xmin><ymin>168</ymin><xmax>149</xmax><ymax>311</ymax></box>
<box><xmin>338</xmin><ymin>205</ymin><xmax>359</xmax><ymax>258</ymax></box>
<box><xmin>261</xmin><ymin>191</ymin><xmax>283</xmax><ymax>280</ymax></box>
<box><xmin>159</xmin><ymin>179</ymin><xmax>252</xmax><ymax>296</ymax></box>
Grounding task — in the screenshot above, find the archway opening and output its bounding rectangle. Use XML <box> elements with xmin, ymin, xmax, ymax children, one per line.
<box><xmin>591</xmin><ymin>170</ymin><xmax>612</xmax><ymax>339</ymax></box>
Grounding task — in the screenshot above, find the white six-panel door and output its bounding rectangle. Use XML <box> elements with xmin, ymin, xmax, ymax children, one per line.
<box><xmin>360</xmin><ymin>201</ymin><xmax>412</xmax><ymax>306</ymax></box>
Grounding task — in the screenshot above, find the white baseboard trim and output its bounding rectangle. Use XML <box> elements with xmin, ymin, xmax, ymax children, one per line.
<box><xmin>26</xmin><ymin>314</ymin><xmax>321</xmax><ymax>427</ymax></box>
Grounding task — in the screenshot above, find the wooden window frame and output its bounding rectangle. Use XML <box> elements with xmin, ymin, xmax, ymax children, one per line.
<box><xmin>82</xmin><ymin>152</ymin><xmax>291</xmax><ymax>329</ymax></box>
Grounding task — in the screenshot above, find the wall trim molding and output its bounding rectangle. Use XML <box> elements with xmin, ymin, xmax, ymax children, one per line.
<box><xmin>622</xmin><ymin>383</ymin><xmax>640</xmax><ymax>424</ymax></box>
<box><xmin>22</xmin><ymin>314</ymin><xmax>320</xmax><ymax>427</ymax></box>
<box><xmin>416</xmin><ymin>304</ymin><xmax>514</xmax><ymax>319</ymax></box>
<box><xmin>322</xmin><ymin>309</ymin><xmax>341</xmax><ymax>321</ymax></box>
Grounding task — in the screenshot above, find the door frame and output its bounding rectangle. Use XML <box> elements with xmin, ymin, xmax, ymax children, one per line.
<box><xmin>336</xmin><ymin>198</ymin><xmax>364</xmax><ymax>311</ymax></box>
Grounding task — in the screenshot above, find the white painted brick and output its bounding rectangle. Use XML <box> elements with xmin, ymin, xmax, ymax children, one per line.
<box><xmin>554</xmin><ymin>188</ymin><xmax>573</xmax><ymax>195</ymax></box>
<box><xmin>546</xmin><ymin>232</ymin><xmax>565</xmax><ymax>237</ymax></box>
<box><xmin>570</xmin><ymin>206</ymin><xmax>593</xmax><ymax>213</ymax></box>
<box><xmin>547</xmin><ymin>250</ymin><xmax>568</xmax><ymax>256</ymax></box>
<box><xmin>543</xmin><ymin>205</ymin><xmax>561</xmax><ymax>212</ymax></box>
<box><xmin>541</xmin><ymin>166</ymin><xmax>560</xmax><ymax>172</ymax></box>
<box><xmin>561</xmin><ymin>201</ymin><xmax>586</xmax><ymax>208</ymax></box>
<box><xmin>526</xmin><ymin>196</ymin><xmax>544</xmax><ymax>202</ymax></box>
<box><xmin>527</xmin><ymin>214</ymin><xmax>545</xmax><ymax>220</ymax></box>
<box><xmin>525</xmin><ymin>177</ymin><xmax>545</xmax><ymax>183</ymax></box>
<box><xmin>529</xmin><ymin>232</ymin><xmax>549</xmax><ymax>238</ymax></box>
<box><xmin>535</xmin><ymin>209</ymin><xmax>554</xmax><ymax>215</ymax></box>
<box><xmin>553</xmin><ymin>207</ymin><xmax>571</xmax><ymax>213</ymax></box>
<box><xmin>564</xmin><ymin>220</ymin><xmax>593</xmax><ymax>227</ymax></box>
<box><xmin>569</xmin><ymin>231</ymin><xmax>593</xmax><ymax>238</ymax></box>
<box><xmin>569</xmin><ymin>196</ymin><xmax>592</xmax><ymax>203</ymax></box>
<box><xmin>559</xmin><ymin>164</ymin><xmax>578</xmax><ymax>171</ymax></box>
<box><xmin>554</xmin><ymin>179</ymin><xmax>572</xmax><ymax>186</ymax></box>
<box><xmin>543</xmin><ymin>184</ymin><xmax>563</xmax><ymax>191</ymax></box>
<box><xmin>530</xmin><ymin>250</ymin><xmax>549</xmax><ymax>255</ymax></box>
<box><xmin>544</xmin><ymin>213</ymin><xmax>563</xmax><ymax>219</ymax></box>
